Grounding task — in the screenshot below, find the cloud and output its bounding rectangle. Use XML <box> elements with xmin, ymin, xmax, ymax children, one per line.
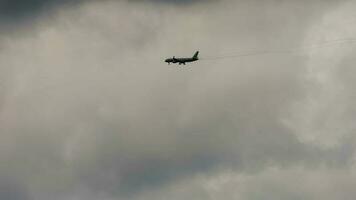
<box><xmin>0</xmin><ymin>0</ymin><xmax>76</xmax><ymax>23</ymax></box>
<box><xmin>126</xmin><ymin>164</ymin><xmax>356</xmax><ymax>200</ymax></box>
<box><xmin>285</xmin><ymin>1</ymin><xmax>356</xmax><ymax>148</ymax></box>
<box><xmin>0</xmin><ymin>0</ymin><xmax>209</xmax><ymax>26</ymax></box>
<box><xmin>0</xmin><ymin>0</ymin><xmax>355</xmax><ymax>200</ymax></box>
<box><xmin>0</xmin><ymin>178</ymin><xmax>31</xmax><ymax>200</ymax></box>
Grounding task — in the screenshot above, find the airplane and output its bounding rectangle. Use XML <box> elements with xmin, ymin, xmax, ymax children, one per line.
<box><xmin>165</xmin><ymin>51</ymin><xmax>199</xmax><ymax>65</ymax></box>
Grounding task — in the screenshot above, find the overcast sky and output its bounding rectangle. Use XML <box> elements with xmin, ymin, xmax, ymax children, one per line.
<box><xmin>1</xmin><ymin>0</ymin><xmax>356</xmax><ymax>200</ymax></box>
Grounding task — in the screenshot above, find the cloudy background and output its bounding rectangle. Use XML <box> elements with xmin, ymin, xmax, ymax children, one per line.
<box><xmin>1</xmin><ymin>0</ymin><xmax>356</xmax><ymax>199</ymax></box>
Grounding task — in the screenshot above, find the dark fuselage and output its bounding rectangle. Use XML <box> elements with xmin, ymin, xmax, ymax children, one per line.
<box><xmin>165</xmin><ymin>57</ymin><xmax>198</xmax><ymax>65</ymax></box>
<box><xmin>165</xmin><ymin>51</ymin><xmax>199</xmax><ymax>65</ymax></box>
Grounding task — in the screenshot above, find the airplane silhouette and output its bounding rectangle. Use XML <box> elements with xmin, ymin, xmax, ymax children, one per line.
<box><xmin>165</xmin><ymin>51</ymin><xmax>199</xmax><ymax>65</ymax></box>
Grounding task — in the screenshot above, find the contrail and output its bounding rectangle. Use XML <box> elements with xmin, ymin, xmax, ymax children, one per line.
<box><xmin>200</xmin><ymin>38</ymin><xmax>356</xmax><ymax>61</ymax></box>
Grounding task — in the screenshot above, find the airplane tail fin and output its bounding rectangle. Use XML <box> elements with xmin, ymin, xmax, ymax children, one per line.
<box><xmin>193</xmin><ymin>51</ymin><xmax>199</xmax><ymax>59</ymax></box>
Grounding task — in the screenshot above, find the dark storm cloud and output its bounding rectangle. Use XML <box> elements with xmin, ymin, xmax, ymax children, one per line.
<box><xmin>0</xmin><ymin>178</ymin><xmax>31</xmax><ymax>200</ymax></box>
<box><xmin>0</xmin><ymin>0</ymin><xmax>205</xmax><ymax>24</ymax></box>
<box><xmin>0</xmin><ymin>0</ymin><xmax>76</xmax><ymax>22</ymax></box>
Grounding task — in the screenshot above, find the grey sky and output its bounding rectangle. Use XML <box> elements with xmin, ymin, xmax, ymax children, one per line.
<box><xmin>1</xmin><ymin>1</ymin><xmax>356</xmax><ymax>200</ymax></box>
